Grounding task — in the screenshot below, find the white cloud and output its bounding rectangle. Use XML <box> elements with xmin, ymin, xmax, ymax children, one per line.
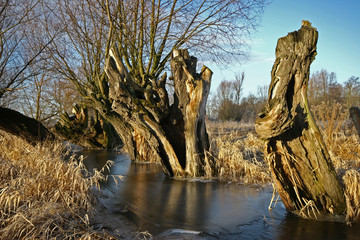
<box><xmin>248</xmin><ymin>50</ymin><xmax>275</xmax><ymax>64</ymax></box>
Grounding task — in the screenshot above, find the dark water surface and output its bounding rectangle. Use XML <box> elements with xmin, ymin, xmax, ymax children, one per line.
<box><xmin>81</xmin><ymin>150</ymin><xmax>360</xmax><ymax>240</ymax></box>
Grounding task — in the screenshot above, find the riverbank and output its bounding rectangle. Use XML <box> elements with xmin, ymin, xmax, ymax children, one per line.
<box><xmin>0</xmin><ymin>131</ymin><xmax>119</xmax><ymax>239</ymax></box>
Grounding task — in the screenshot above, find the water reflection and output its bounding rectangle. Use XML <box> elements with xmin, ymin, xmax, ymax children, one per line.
<box><xmin>81</xmin><ymin>151</ymin><xmax>281</xmax><ymax>237</ymax></box>
<box><xmin>81</xmin><ymin>150</ymin><xmax>113</xmax><ymax>172</ymax></box>
<box><xmin>276</xmin><ymin>213</ymin><xmax>360</xmax><ymax>240</ymax></box>
<box><xmin>115</xmin><ymin>162</ymin><xmax>216</xmax><ymax>233</ymax></box>
<box><xmin>80</xmin><ymin>151</ymin><xmax>360</xmax><ymax>239</ymax></box>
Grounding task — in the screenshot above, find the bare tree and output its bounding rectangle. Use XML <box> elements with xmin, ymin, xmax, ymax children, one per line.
<box><xmin>234</xmin><ymin>72</ymin><xmax>245</xmax><ymax>105</ymax></box>
<box><xmin>47</xmin><ymin>0</ymin><xmax>266</xmax><ymax>176</ymax></box>
<box><xmin>213</xmin><ymin>75</ymin><xmax>243</xmax><ymax>121</ymax></box>
<box><xmin>0</xmin><ymin>0</ymin><xmax>76</xmax><ymax>127</ymax></box>
<box><xmin>308</xmin><ymin>69</ymin><xmax>342</xmax><ymax>105</ymax></box>
<box><xmin>20</xmin><ymin>70</ymin><xmax>47</xmax><ymax>121</ymax></box>
<box><xmin>256</xmin><ymin>84</ymin><xmax>268</xmax><ymax>103</ymax></box>
<box><xmin>0</xmin><ymin>0</ymin><xmax>55</xmax><ymax>104</ymax></box>
<box><xmin>18</xmin><ymin>67</ymin><xmax>81</xmax><ymax>125</ymax></box>
<box><xmin>210</xmin><ymin>72</ymin><xmax>246</xmax><ymax>121</ymax></box>
<box><xmin>344</xmin><ymin>76</ymin><xmax>360</xmax><ymax>109</ymax></box>
<box><xmin>327</xmin><ymin>72</ymin><xmax>342</xmax><ymax>104</ymax></box>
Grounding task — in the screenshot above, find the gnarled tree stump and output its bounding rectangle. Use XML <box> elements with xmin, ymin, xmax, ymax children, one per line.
<box><xmin>105</xmin><ymin>48</ymin><xmax>212</xmax><ymax>177</ymax></box>
<box><xmin>255</xmin><ymin>21</ymin><xmax>345</xmax><ymax>217</ymax></box>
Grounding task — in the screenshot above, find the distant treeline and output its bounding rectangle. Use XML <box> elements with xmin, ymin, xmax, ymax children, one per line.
<box><xmin>207</xmin><ymin>69</ymin><xmax>360</xmax><ymax>122</ymax></box>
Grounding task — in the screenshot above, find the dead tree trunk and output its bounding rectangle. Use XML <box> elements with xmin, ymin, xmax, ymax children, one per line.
<box><xmin>255</xmin><ymin>21</ymin><xmax>346</xmax><ymax>217</ymax></box>
<box><xmin>105</xmin><ymin>48</ymin><xmax>212</xmax><ymax>177</ymax></box>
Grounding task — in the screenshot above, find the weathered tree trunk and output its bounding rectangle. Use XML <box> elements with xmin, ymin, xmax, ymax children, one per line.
<box><xmin>0</xmin><ymin>107</ymin><xmax>55</xmax><ymax>144</ymax></box>
<box><xmin>105</xmin><ymin>48</ymin><xmax>212</xmax><ymax>177</ymax></box>
<box><xmin>349</xmin><ymin>107</ymin><xmax>360</xmax><ymax>139</ymax></box>
<box><xmin>54</xmin><ymin>104</ymin><xmax>123</xmax><ymax>149</ymax></box>
<box><xmin>255</xmin><ymin>21</ymin><xmax>346</xmax><ymax>217</ymax></box>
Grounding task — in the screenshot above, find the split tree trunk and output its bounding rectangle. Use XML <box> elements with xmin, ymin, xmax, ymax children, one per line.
<box><xmin>255</xmin><ymin>21</ymin><xmax>346</xmax><ymax>217</ymax></box>
<box><xmin>105</xmin><ymin>48</ymin><xmax>212</xmax><ymax>177</ymax></box>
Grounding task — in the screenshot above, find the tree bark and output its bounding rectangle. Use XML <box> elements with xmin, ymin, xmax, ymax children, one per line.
<box><xmin>105</xmin><ymin>48</ymin><xmax>212</xmax><ymax>177</ymax></box>
<box><xmin>255</xmin><ymin>21</ymin><xmax>346</xmax><ymax>217</ymax></box>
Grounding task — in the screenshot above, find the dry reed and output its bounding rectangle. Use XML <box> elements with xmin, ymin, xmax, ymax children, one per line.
<box><xmin>0</xmin><ymin>131</ymin><xmax>114</xmax><ymax>239</ymax></box>
<box><xmin>311</xmin><ymin>101</ymin><xmax>360</xmax><ymax>223</ymax></box>
<box><xmin>207</xmin><ymin>121</ymin><xmax>271</xmax><ymax>184</ymax></box>
<box><xmin>208</xmin><ymin>104</ymin><xmax>360</xmax><ymax>222</ymax></box>
<box><xmin>312</xmin><ymin>101</ymin><xmax>360</xmax><ymax>171</ymax></box>
<box><xmin>343</xmin><ymin>170</ymin><xmax>360</xmax><ymax>223</ymax></box>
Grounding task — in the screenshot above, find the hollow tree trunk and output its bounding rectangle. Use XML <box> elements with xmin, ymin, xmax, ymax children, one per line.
<box><xmin>255</xmin><ymin>21</ymin><xmax>345</xmax><ymax>217</ymax></box>
<box><xmin>105</xmin><ymin>48</ymin><xmax>212</xmax><ymax>177</ymax></box>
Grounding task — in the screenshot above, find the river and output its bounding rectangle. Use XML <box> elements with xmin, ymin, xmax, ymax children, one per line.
<box><xmin>81</xmin><ymin>150</ymin><xmax>360</xmax><ymax>240</ymax></box>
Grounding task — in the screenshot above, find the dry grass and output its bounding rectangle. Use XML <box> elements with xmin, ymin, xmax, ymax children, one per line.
<box><xmin>311</xmin><ymin>101</ymin><xmax>360</xmax><ymax>223</ymax></box>
<box><xmin>0</xmin><ymin>131</ymin><xmax>115</xmax><ymax>239</ymax></box>
<box><xmin>207</xmin><ymin>121</ymin><xmax>271</xmax><ymax>184</ymax></box>
<box><xmin>206</xmin><ymin>104</ymin><xmax>360</xmax><ymax>222</ymax></box>
<box><xmin>343</xmin><ymin>170</ymin><xmax>360</xmax><ymax>223</ymax></box>
<box><xmin>312</xmin><ymin>101</ymin><xmax>360</xmax><ymax>171</ymax></box>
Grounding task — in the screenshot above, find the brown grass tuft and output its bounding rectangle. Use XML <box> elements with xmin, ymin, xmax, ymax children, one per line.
<box><xmin>0</xmin><ymin>131</ymin><xmax>111</xmax><ymax>239</ymax></box>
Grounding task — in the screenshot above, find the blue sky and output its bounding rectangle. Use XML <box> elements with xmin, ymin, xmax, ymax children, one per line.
<box><xmin>208</xmin><ymin>0</ymin><xmax>360</xmax><ymax>96</ymax></box>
